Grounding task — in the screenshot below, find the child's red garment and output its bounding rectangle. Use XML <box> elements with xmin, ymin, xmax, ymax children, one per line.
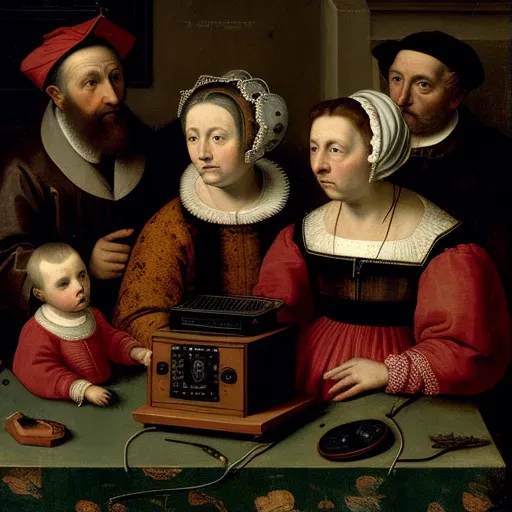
<box><xmin>13</xmin><ymin>307</ymin><xmax>140</xmax><ymax>400</ymax></box>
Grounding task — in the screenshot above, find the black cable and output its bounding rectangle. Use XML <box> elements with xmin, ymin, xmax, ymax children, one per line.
<box><xmin>398</xmin><ymin>447</ymin><xmax>456</xmax><ymax>462</ymax></box>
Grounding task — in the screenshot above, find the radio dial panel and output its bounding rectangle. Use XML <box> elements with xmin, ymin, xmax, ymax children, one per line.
<box><xmin>170</xmin><ymin>345</ymin><xmax>220</xmax><ymax>402</ymax></box>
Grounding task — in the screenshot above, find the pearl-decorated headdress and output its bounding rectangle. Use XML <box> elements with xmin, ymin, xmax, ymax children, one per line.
<box><xmin>178</xmin><ymin>70</ymin><xmax>288</xmax><ymax>164</ymax></box>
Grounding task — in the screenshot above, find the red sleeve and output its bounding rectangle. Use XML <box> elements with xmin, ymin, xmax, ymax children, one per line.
<box><xmin>253</xmin><ymin>224</ymin><xmax>313</xmax><ymax>325</ymax></box>
<box><xmin>385</xmin><ymin>244</ymin><xmax>511</xmax><ymax>395</ymax></box>
<box><xmin>92</xmin><ymin>308</ymin><xmax>141</xmax><ymax>366</ymax></box>
<box><xmin>12</xmin><ymin>319</ymin><xmax>82</xmax><ymax>400</ymax></box>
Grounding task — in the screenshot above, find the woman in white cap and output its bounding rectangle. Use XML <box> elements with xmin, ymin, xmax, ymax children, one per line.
<box><xmin>113</xmin><ymin>70</ymin><xmax>291</xmax><ymax>347</ymax></box>
<box><xmin>254</xmin><ymin>90</ymin><xmax>511</xmax><ymax>402</ymax></box>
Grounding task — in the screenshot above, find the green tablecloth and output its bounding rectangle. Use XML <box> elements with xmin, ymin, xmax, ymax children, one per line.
<box><xmin>0</xmin><ymin>367</ymin><xmax>505</xmax><ymax>512</ymax></box>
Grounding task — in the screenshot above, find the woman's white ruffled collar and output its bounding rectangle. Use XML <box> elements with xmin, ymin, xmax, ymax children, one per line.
<box><xmin>180</xmin><ymin>158</ymin><xmax>289</xmax><ymax>225</ymax></box>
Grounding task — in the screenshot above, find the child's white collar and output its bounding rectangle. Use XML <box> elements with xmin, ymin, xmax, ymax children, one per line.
<box><xmin>41</xmin><ymin>303</ymin><xmax>88</xmax><ymax>327</ymax></box>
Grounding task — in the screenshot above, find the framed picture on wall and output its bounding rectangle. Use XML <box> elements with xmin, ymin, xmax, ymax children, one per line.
<box><xmin>0</xmin><ymin>0</ymin><xmax>153</xmax><ymax>90</ymax></box>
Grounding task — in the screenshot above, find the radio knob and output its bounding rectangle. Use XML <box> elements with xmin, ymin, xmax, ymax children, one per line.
<box><xmin>220</xmin><ymin>367</ymin><xmax>238</xmax><ymax>384</ymax></box>
<box><xmin>156</xmin><ymin>362</ymin><xmax>169</xmax><ymax>375</ymax></box>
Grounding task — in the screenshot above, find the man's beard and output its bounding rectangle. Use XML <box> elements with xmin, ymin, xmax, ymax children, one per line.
<box><xmin>61</xmin><ymin>97</ymin><xmax>131</xmax><ymax>156</ymax></box>
<box><xmin>400</xmin><ymin>109</ymin><xmax>451</xmax><ymax>136</ymax></box>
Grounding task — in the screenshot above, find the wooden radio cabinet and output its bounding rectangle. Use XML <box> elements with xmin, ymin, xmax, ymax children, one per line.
<box><xmin>133</xmin><ymin>326</ymin><xmax>314</xmax><ymax>434</ymax></box>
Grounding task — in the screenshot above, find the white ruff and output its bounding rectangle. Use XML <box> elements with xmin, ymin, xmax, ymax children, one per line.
<box><xmin>180</xmin><ymin>158</ymin><xmax>289</xmax><ymax>225</ymax></box>
<box><xmin>35</xmin><ymin>306</ymin><xmax>96</xmax><ymax>340</ymax></box>
<box><xmin>303</xmin><ymin>195</ymin><xmax>459</xmax><ymax>265</ymax></box>
<box><xmin>41</xmin><ymin>303</ymin><xmax>87</xmax><ymax>327</ymax></box>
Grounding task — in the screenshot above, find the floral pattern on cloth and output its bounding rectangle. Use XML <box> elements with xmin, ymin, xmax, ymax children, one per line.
<box><xmin>254</xmin><ymin>489</ymin><xmax>299</xmax><ymax>512</ymax></box>
<box><xmin>463</xmin><ymin>481</ymin><xmax>495</xmax><ymax>512</ymax></box>
<box><xmin>188</xmin><ymin>489</ymin><xmax>228</xmax><ymax>511</ymax></box>
<box><xmin>318</xmin><ymin>500</ymin><xmax>336</xmax><ymax>509</ymax></box>
<box><xmin>461</xmin><ymin>470</ymin><xmax>507</xmax><ymax>512</ymax></box>
<box><xmin>462</xmin><ymin>493</ymin><xmax>493</xmax><ymax>512</ymax></box>
<box><xmin>345</xmin><ymin>496</ymin><xmax>382</xmax><ymax>512</ymax></box>
<box><xmin>427</xmin><ymin>504</ymin><xmax>447</xmax><ymax>512</ymax></box>
<box><xmin>75</xmin><ymin>501</ymin><xmax>127</xmax><ymax>512</ymax></box>
<box><xmin>1</xmin><ymin>468</ymin><xmax>41</xmax><ymax>499</ymax></box>
<box><xmin>0</xmin><ymin>467</ymin><xmax>503</xmax><ymax>511</ymax></box>
<box><xmin>345</xmin><ymin>476</ymin><xmax>385</xmax><ymax>512</ymax></box>
<box><xmin>142</xmin><ymin>467</ymin><xmax>182</xmax><ymax>480</ymax></box>
<box><xmin>356</xmin><ymin>476</ymin><xmax>385</xmax><ymax>498</ymax></box>
<box><xmin>109</xmin><ymin>504</ymin><xmax>128</xmax><ymax>512</ymax></box>
<box><xmin>74</xmin><ymin>501</ymin><xmax>101</xmax><ymax>512</ymax></box>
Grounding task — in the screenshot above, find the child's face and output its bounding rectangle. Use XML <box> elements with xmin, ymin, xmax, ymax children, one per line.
<box><xmin>37</xmin><ymin>253</ymin><xmax>91</xmax><ymax>313</ymax></box>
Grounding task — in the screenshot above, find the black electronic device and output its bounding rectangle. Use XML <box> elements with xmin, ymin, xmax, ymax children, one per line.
<box><xmin>168</xmin><ymin>294</ymin><xmax>284</xmax><ymax>336</ymax></box>
<box><xmin>317</xmin><ymin>419</ymin><xmax>394</xmax><ymax>461</ymax></box>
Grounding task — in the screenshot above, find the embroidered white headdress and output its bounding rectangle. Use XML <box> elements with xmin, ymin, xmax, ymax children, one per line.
<box><xmin>349</xmin><ymin>90</ymin><xmax>411</xmax><ymax>182</ymax></box>
<box><xmin>178</xmin><ymin>70</ymin><xmax>288</xmax><ymax>165</ymax></box>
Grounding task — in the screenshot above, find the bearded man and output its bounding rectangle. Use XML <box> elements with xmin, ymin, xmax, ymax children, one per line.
<box><xmin>0</xmin><ymin>15</ymin><xmax>184</xmax><ymax>361</ymax></box>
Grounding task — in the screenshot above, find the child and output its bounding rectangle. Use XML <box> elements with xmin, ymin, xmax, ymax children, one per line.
<box><xmin>13</xmin><ymin>243</ymin><xmax>151</xmax><ymax>406</ymax></box>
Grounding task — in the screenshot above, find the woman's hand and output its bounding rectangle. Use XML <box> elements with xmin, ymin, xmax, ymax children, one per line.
<box><xmin>323</xmin><ymin>357</ymin><xmax>389</xmax><ymax>402</ymax></box>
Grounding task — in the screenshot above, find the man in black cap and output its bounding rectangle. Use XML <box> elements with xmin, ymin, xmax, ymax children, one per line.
<box><xmin>374</xmin><ymin>32</ymin><xmax>512</xmax><ymax>503</ymax></box>
<box><xmin>373</xmin><ymin>31</ymin><xmax>510</xmax><ymax>293</ymax></box>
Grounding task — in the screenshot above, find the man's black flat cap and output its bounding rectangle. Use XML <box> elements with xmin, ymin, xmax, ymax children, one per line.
<box><xmin>372</xmin><ymin>31</ymin><xmax>484</xmax><ymax>91</ymax></box>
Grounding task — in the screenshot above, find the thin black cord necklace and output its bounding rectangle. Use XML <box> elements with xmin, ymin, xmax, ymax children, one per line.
<box><xmin>375</xmin><ymin>184</ymin><xmax>402</xmax><ymax>260</ymax></box>
<box><xmin>332</xmin><ymin>198</ymin><xmax>343</xmax><ymax>256</ymax></box>
<box><xmin>331</xmin><ymin>184</ymin><xmax>402</xmax><ymax>260</ymax></box>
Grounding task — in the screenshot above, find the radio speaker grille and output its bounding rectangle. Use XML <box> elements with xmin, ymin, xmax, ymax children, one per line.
<box><xmin>169</xmin><ymin>295</ymin><xmax>284</xmax><ymax>335</ymax></box>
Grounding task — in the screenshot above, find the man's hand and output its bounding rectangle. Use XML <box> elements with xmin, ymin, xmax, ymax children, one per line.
<box><xmin>84</xmin><ymin>385</ymin><xmax>112</xmax><ymax>406</ymax></box>
<box><xmin>89</xmin><ymin>228</ymin><xmax>134</xmax><ymax>279</ymax></box>
<box><xmin>323</xmin><ymin>357</ymin><xmax>389</xmax><ymax>402</ymax></box>
<box><xmin>130</xmin><ymin>347</ymin><xmax>152</xmax><ymax>367</ymax></box>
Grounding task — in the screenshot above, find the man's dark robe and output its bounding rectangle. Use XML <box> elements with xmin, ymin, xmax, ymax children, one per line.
<box><xmin>391</xmin><ymin>105</ymin><xmax>511</xmax><ymax>295</ymax></box>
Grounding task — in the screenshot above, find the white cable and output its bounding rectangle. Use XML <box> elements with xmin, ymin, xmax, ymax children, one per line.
<box><xmin>111</xmin><ymin>428</ymin><xmax>275</xmax><ymax>507</ymax></box>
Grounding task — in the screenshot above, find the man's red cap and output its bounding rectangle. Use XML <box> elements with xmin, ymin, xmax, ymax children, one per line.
<box><xmin>20</xmin><ymin>14</ymin><xmax>136</xmax><ymax>90</ymax></box>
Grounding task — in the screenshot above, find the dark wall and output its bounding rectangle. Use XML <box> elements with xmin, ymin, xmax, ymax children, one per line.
<box><xmin>128</xmin><ymin>0</ymin><xmax>322</xmax><ymax>147</ymax></box>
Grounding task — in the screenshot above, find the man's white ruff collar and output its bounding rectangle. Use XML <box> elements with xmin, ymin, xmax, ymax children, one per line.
<box><xmin>411</xmin><ymin>111</ymin><xmax>459</xmax><ymax>149</ymax></box>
